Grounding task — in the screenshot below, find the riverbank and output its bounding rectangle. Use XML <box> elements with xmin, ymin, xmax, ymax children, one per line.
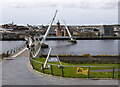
<box><xmin>1</xmin><ymin>38</ymin><xmax>25</xmax><ymax>41</ymax></box>
<box><xmin>40</xmin><ymin>37</ymin><xmax>120</xmax><ymax>40</ymax></box>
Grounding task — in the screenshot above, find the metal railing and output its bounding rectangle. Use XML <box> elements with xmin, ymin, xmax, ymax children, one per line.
<box><xmin>29</xmin><ymin>55</ymin><xmax>119</xmax><ymax>79</ymax></box>
<box><xmin>1</xmin><ymin>43</ymin><xmax>26</xmax><ymax>59</ymax></box>
<box><xmin>30</xmin><ymin>42</ymin><xmax>41</xmax><ymax>58</ymax></box>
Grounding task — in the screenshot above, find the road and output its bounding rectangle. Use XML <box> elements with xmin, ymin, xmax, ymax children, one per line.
<box><xmin>2</xmin><ymin>48</ymin><xmax>119</xmax><ymax>86</ymax></box>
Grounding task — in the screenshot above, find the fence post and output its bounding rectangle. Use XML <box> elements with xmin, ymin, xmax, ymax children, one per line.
<box><xmin>88</xmin><ymin>67</ymin><xmax>90</xmax><ymax>78</ymax></box>
<box><xmin>50</xmin><ymin>65</ymin><xmax>53</xmax><ymax>76</ymax></box>
<box><xmin>42</xmin><ymin>64</ymin><xmax>45</xmax><ymax>74</ymax></box>
<box><xmin>62</xmin><ymin>68</ymin><xmax>64</xmax><ymax>77</ymax></box>
<box><xmin>10</xmin><ymin>49</ymin><xmax>12</xmax><ymax>54</ymax></box>
<box><xmin>112</xmin><ymin>67</ymin><xmax>115</xmax><ymax>78</ymax></box>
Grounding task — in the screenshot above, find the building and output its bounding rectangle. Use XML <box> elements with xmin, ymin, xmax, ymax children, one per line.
<box><xmin>1</xmin><ymin>22</ymin><xmax>17</xmax><ymax>29</ymax></box>
<box><xmin>56</xmin><ymin>21</ymin><xmax>66</xmax><ymax>36</ymax></box>
<box><xmin>12</xmin><ymin>26</ymin><xmax>29</xmax><ymax>34</ymax></box>
<box><xmin>56</xmin><ymin>20</ymin><xmax>61</xmax><ymax>36</ymax></box>
<box><xmin>99</xmin><ymin>25</ymin><xmax>114</xmax><ymax>36</ymax></box>
<box><xmin>0</xmin><ymin>28</ymin><xmax>11</xmax><ymax>33</ymax></box>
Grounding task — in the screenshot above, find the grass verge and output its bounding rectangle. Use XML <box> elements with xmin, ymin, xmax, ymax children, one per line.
<box><xmin>32</xmin><ymin>58</ymin><xmax>119</xmax><ymax>78</ymax></box>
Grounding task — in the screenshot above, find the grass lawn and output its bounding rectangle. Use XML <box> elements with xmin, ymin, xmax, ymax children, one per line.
<box><xmin>32</xmin><ymin>58</ymin><xmax>119</xmax><ymax>78</ymax></box>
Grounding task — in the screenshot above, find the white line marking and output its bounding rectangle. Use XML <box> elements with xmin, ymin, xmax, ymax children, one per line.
<box><xmin>11</xmin><ymin>48</ymin><xmax>27</xmax><ymax>58</ymax></box>
<box><xmin>12</xmin><ymin>38</ymin><xmax>33</xmax><ymax>58</ymax></box>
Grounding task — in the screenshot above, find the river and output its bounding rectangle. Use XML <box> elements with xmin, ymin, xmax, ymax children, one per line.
<box><xmin>1</xmin><ymin>41</ymin><xmax>25</xmax><ymax>53</ymax></box>
<box><xmin>41</xmin><ymin>40</ymin><xmax>119</xmax><ymax>55</ymax></box>
<box><xmin>1</xmin><ymin>40</ymin><xmax>119</xmax><ymax>55</ymax></box>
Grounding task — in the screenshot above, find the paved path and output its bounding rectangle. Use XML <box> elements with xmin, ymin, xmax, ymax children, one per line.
<box><xmin>2</xmin><ymin>49</ymin><xmax>119</xmax><ymax>85</ymax></box>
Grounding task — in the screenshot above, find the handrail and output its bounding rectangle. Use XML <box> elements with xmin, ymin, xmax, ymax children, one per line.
<box><xmin>29</xmin><ymin>57</ymin><xmax>118</xmax><ymax>68</ymax></box>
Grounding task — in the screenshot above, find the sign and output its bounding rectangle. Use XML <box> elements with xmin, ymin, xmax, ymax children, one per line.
<box><xmin>48</xmin><ymin>58</ymin><xmax>58</xmax><ymax>62</ymax></box>
<box><xmin>77</xmin><ymin>67</ymin><xmax>89</xmax><ymax>75</ymax></box>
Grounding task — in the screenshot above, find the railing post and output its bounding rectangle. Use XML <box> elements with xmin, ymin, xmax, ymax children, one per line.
<box><xmin>11</xmin><ymin>49</ymin><xmax>13</xmax><ymax>54</ymax></box>
<box><xmin>112</xmin><ymin>67</ymin><xmax>115</xmax><ymax>78</ymax></box>
<box><xmin>42</xmin><ymin>64</ymin><xmax>45</xmax><ymax>74</ymax></box>
<box><xmin>62</xmin><ymin>68</ymin><xmax>64</xmax><ymax>77</ymax></box>
<box><xmin>88</xmin><ymin>67</ymin><xmax>90</xmax><ymax>78</ymax></box>
<box><xmin>7</xmin><ymin>51</ymin><xmax>9</xmax><ymax>57</ymax></box>
<box><xmin>50</xmin><ymin>65</ymin><xmax>53</xmax><ymax>76</ymax></box>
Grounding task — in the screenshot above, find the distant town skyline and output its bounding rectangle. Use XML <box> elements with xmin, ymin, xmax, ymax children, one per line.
<box><xmin>0</xmin><ymin>0</ymin><xmax>119</xmax><ymax>25</ymax></box>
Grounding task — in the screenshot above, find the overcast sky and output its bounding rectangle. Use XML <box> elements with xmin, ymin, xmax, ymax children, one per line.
<box><xmin>0</xmin><ymin>0</ymin><xmax>119</xmax><ymax>25</ymax></box>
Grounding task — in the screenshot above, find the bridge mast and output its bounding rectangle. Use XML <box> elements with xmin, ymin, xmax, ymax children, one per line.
<box><xmin>63</xmin><ymin>20</ymin><xmax>77</xmax><ymax>43</ymax></box>
<box><xmin>41</xmin><ymin>10</ymin><xmax>58</xmax><ymax>48</ymax></box>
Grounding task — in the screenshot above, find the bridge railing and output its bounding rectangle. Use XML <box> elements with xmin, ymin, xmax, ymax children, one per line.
<box><xmin>0</xmin><ymin>43</ymin><xmax>26</xmax><ymax>59</ymax></box>
<box><xmin>29</xmin><ymin>41</ymin><xmax>41</xmax><ymax>58</ymax></box>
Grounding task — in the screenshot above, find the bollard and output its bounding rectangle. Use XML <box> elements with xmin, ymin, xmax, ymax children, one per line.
<box><xmin>112</xmin><ymin>67</ymin><xmax>115</xmax><ymax>78</ymax></box>
<box><xmin>50</xmin><ymin>65</ymin><xmax>53</xmax><ymax>76</ymax></box>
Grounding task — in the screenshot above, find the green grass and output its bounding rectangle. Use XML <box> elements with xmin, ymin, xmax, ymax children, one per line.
<box><xmin>32</xmin><ymin>58</ymin><xmax>119</xmax><ymax>78</ymax></box>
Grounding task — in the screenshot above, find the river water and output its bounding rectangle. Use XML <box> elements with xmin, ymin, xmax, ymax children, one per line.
<box><xmin>41</xmin><ymin>40</ymin><xmax>119</xmax><ymax>55</ymax></box>
<box><xmin>1</xmin><ymin>41</ymin><xmax>25</xmax><ymax>53</ymax></box>
<box><xmin>0</xmin><ymin>40</ymin><xmax>119</xmax><ymax>55</ymax></box>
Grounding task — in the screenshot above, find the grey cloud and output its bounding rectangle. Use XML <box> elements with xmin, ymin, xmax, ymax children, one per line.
<box><xmin>32</xmin><ymin>2</ymin><xmax>58</xmax><ymax>8</ymax></box>
<box><xmin>11</xmin><ymin>2</ymin><xmax>58</xmax><ymax>9</ymax></box>
<box><xmin>100</xmin><ymin>2</ymin><xmax>118</xmax><ymax>9</ymax></box>
<box><xmin>10</xmin><ymin>1</ymin><xmax>118</xmax><ymax>10</ymax></box>
<box><xmin>49</xmin><ymin>3</ymin><xmax>57</xmax><ymax>7</ymax></box>
<box><xmin>63</xmin><ymin>3</ymin><xmax>76</xmax><ymax>8</ymax></box>
<box><xmin>10</xmin><ymin>2</ymin><xmax>92</xmax><ymax>9</ymax></box>
<box><xmin>62</xmin><ymin>2</ymin><xmax>92</xmax><ymax>9</ymax></box>
<box><xmin>78</xmin><ymin>2</ymin><xmax>92</xmax><ymax>9</ymax></box>
<box><xmin>11</xmin><ymin>3</ymin><xmax>26</xmax><ymax>8</ymax></box>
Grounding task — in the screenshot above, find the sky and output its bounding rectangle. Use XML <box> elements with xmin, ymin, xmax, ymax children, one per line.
<box><xmin>0</xmin><ymin>0</ymin><xmax>119</xmax><ymax>25</ymax></box>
